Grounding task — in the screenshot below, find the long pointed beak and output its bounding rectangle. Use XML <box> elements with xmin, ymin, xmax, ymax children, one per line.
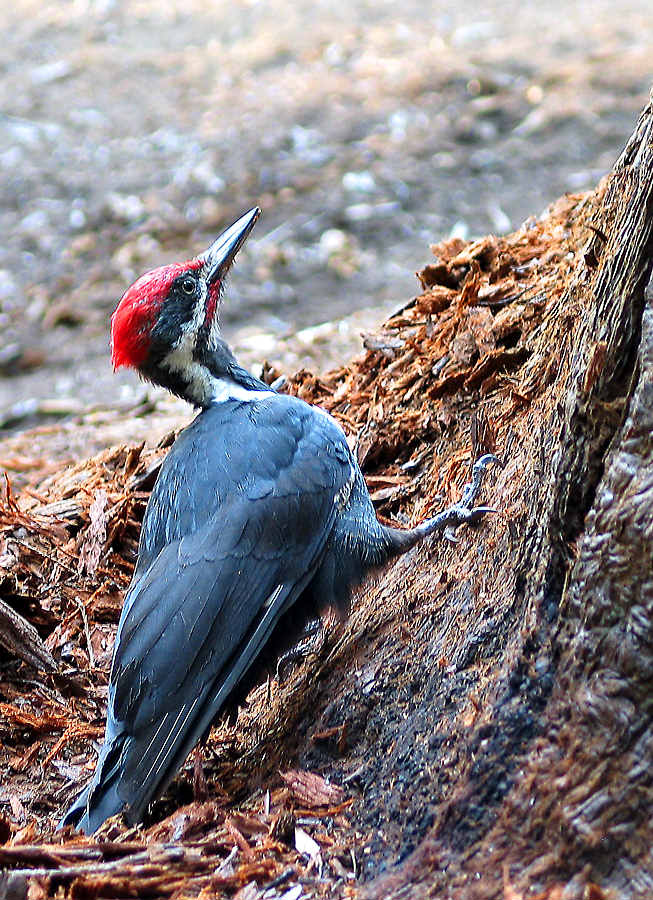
<box><xmin>200</xmin><ymin>207</ymin><xmax>261</xmax><ymax>283</ymax></box>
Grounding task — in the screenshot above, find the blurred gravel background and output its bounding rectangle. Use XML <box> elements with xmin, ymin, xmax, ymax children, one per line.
<box><xmin>0</xmin><ymin>0</ymin><xmax>651</xmax><ymax>428</ymax></box>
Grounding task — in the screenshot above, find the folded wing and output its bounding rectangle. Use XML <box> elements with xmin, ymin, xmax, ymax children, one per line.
<box><xmin>62</xmin><ymin>397</ymin><xmax>353</xmax><ymax>832</ymax></box>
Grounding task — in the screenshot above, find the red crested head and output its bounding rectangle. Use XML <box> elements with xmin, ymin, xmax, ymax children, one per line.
<box><xmin>110</xmin><ymin>259</ymin><xmax>202</xmax><ymax>370</ymax></box>
<box><xmin>110</xmin><ymin>209</ymin><xmax>260</xmax><ymax>376</ymax></box>
<box><xmin>109</xmin><ymin>208</ymin><xmax>261</xmax><ymax>405</ymax></box>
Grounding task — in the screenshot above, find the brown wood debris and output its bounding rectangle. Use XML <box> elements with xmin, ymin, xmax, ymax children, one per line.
<box><xmin>279</xmin><ymin>770</ymin><xmax>346</xmax><ymax>809</ymax></box>
<box><xmin>1</xmin><ymin>99</ymin><xmax>653</xmax><ymax>899</ymax></box>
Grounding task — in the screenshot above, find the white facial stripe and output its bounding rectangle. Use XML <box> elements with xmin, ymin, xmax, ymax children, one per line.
<box><xmin>161</xmin><ymin>342</ymin><xmax>274</xmax><ymax>406</ymax></box>
<box><xmin>160</xmin><ymin>278</ymin><xmax>275</xmax><ymax>406</ymax></box>
<box><xmin>189</xmin><ymin>279</ymin><xmax>208</xmax><ymax>335</ymax></box>
<box><xmin>210</xmin><ymin>378</ymin><xmax>274</xmax><ymax>403</ymax></box>
<box><xmin>162</xmin><ymin>343</ymin><xmax>219</xmax><ymax>406</ymax></box>
<box><xmin>173</xmin><ymin>276</ymin><xmax>222</xmax><ymax>355</ymax></box>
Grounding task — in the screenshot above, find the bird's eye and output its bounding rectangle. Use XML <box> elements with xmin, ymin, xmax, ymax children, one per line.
<box><xmin>182</xmin><ymin>277</ymin><xmax>196</xmax><ymax>295</ymax></box>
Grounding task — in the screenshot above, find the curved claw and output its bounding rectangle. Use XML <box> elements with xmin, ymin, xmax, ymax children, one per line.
<box><xmin>449</xmin><ymin>505</ymin><xmax>497</xmax><ymax>525</ymax></box>
<box><xmin>460</xmin><ymin>454</ymin><xmax>502</xmax><ymax>509</ymax></box>
<box><xmin>440</xmin><ymin>502</ymin><xmax>497</xmax><ymax>539</ymax></box>
<box><xmin>468</xmin><ymin>505</ymin><xmax>498</xmax><ymax>519</ymax></box>
<box><xmin>473</xmin><ymin>453</ymin><xmax>503</xmax><ymax>471</ymax></box>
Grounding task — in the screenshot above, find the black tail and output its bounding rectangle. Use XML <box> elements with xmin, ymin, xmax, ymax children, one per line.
<box><xmin>59</xmin><ymin>737</ymin><xmax>129</xmax><ymax>834</ymax></box>
<box><xmin>59</xmin><ymin>779</ymin><xmax>125</xmax><ymax>835</ymax></box>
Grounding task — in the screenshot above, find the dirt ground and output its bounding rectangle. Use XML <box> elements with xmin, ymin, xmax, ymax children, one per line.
<box><xmin>0</xmin><ymin>0</ymin><xmax>651</xmax><ymax>445</ymax></box>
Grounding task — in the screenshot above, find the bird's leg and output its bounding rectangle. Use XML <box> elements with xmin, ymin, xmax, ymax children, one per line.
<box><xmin>276</xmin><ymin>616</ymin><xmax>325</xmax><ymax>683</ymax></box>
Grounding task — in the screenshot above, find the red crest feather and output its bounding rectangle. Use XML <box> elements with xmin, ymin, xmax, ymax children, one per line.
<box><xmin>110</xmin><ymin>260</ymin><xmax>200</xmax><ymax>370</ymax></box>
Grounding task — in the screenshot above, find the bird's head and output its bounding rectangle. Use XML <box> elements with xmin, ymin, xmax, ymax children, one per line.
<box><xmin>110</xmin><ymin>207</ymin><xmax>260</xmax><ymax>405</ymax></box>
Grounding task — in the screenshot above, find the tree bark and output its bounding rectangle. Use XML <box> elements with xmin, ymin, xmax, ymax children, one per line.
<box><xmin>351</xmin><ymin>93</ymin><xmax>653</xmax><ymax>900</ymax></box>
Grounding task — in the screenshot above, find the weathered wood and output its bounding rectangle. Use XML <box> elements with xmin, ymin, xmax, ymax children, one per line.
<box><xmin>0</xmin><ymin>596</ymin><xmax>57</xmax><ymax>673</ymax></box>
<box><xmin>358</xmin><ymin>94</ymin><xmax>653</xmax><ymax>900</ymax></box>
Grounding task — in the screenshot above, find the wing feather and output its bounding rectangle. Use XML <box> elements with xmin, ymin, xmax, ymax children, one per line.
<box><xmin>77</xmin><ymin>397</ymin><xmax>354</xmax><ymax>827</ymax></box>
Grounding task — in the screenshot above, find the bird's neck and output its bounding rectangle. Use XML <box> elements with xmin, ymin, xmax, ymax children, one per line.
<box><xmin>206</xmin><ymin>358</ymin><xmax>273</xmax><ymax>406</ymax></box>
<box><xmin>145</xmin><ymin>338</ymin><xmax>271</xmax><ymax>408</ymax></box>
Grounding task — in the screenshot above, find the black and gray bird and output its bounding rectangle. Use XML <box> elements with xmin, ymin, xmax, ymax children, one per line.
<box><xmin>61</xmin><ymin>208</ymin><xmax>498</xmax><ymax>833</ymax></box>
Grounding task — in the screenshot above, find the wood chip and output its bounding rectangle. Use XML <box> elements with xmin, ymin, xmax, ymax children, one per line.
<box><xmin>280</xmin><ymin>770</ymin><xmax>345</xmax><ymax>808</ymax></box>
<box><xmin>0</xmin><ymin>597</ymin><xmax>58</xmax><ymax>672</ymax></box>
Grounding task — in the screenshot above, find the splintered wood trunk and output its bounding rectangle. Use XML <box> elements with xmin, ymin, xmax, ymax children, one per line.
<box><xmin>1</xmin><ymin>99</ymin><xmax>652</xmax><ymax>900</ymax></box>
<box><xmin>349</xmin><ymin>98</ymin><xmax>653</xmax><ymax>899</ymax></box>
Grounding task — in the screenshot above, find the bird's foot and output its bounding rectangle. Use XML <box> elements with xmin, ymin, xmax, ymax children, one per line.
<box><xmin>420</xmin><ymin>453</ymin><xmax>502</xmax><ymax>541</ymax></box>
<box><xmin>276</xmin><ymin>617</ymin><xmax>325</xmax><ymax>683</ymax></box>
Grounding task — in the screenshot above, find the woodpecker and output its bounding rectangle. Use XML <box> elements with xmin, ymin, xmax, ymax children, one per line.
<box><xmin>61</xmin><ymin>208</ymin><xmax>498</xmax><ymax>833</ymax></box>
